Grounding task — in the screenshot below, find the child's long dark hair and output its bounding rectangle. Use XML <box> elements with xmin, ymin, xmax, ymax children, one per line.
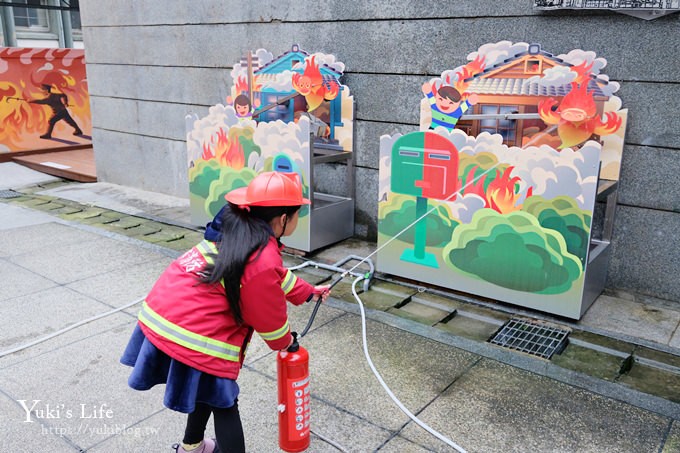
<box><xmin>200</xmin><ymin>202</ymin><xmax>300</xmax><ymax>324</ymax></box>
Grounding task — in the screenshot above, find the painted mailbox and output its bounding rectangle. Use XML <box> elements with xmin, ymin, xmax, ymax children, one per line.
<box><xmin>186</xmin><ymin>45</ymin><xmax>355</xmax><ymax>252</ymax></box>
<box><xmin>0</xmin><ymin>47</ymin><xmax>91</xmax><ymax>153</ymax></box>
<box><xmin>379</xmin><ymin>41</ymin><xmax>627</xmax><ymax>319</ymax></box>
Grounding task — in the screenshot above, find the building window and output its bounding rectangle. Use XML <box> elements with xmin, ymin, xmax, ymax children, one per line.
<box><xmin>13</xmin><ymin>0</ymin><xmax>50</xmax><ymax>31</ymax></box>
<box><xmin>525</xmin><ymin>59</ymin><xmax>542</xmax><ymax>74</ymax></box>
<box><xmin>10</xmin><ymin>0</ymin><xmax>82</xmax><ymax>44</ymax></box>
<box><xmin>479</xmin><ymin>105</ymin><xmax>518</xmax><ymax>145</ymax></box>
<box><xmin>259</xmin><ymin>93</ymin><xmax>292</xmax><ymax>123</ymax></box>
<box><xmin>69</xmin><ymin>0</ymin><xmax>81</xmax><ymax>32</ymax></box>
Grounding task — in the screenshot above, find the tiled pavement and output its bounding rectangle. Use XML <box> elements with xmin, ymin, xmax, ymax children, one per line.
<box><xmin>2</xmin><ymin>165</ymin><xmax>680</xmax><ymax>452</ymax></box>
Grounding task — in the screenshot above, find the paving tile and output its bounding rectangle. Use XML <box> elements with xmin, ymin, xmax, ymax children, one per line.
<box><xmin>0</xmin><ymin>221</ymin><xmax>102</xmax><ymax>256</ymax></box>
<box><xmin>388</xmin><ymin>301</ymin><xmax>450</xmax><ymax>326</ymax></box>
<box><xmin>0</xmin><ymin>259</ymin><xmax>58</xmax><ymax>302</ymax></box>
<box><xmin>379</xmin><ymin>435</ymin><xmax>435</xmax><ymax>452</ymax></box>
<box><xmin>0</xmin><ymin>286</ymin><xmax>116</xmax><ymax>350</ymax></box>
<box><xmin>357</xmin><ymin>285</ymin><xmax>410</xmax><ymax>311</ymax></box>
<box><xmin>86</xmin><ymin>407</ymin><xmax>207</xmax><ymax>452</ymax></box>
<box><xmin>399</xmin><ymin>358</ymin><xmax>670</xmax><ymax>453</ymax></box>
<box><xmin>550</xmin><ymin>343</ymin><xmax>626</xmax><ymax>381</ymax></box>
<box><xmin>569</xmin><ymin>330</ymin><xmax>637</xmax><ymax>355</ymax></box>
<box><xmin>97</xmin><ymin>215</ymin><xmax>145</xmax><ymax>230</ymax></box>
<box><xmin>59</xmin><ymin>207</ymin><xmax>107</xmax><ymax>221</ymax></box>
<box><xmin>618</xmin><ymin>363</ymin><xmax>680</xmax><ymax>404</ymax></box>
<box><xmin>0</xmin><ymin>203</ymin><xmax>55</xmax><ymax>233</ymax></box>
<box><xmin>142</xmin><ymin>228</ymin><xmax>187</xmax><ymax>243</ymax></box>
<box><xmin>663</xmin><ymin>420</ymin><xmax>680</xmax><ymax>453</ymax></box>
<box><xmin>9</xmin><ymin>236</ymin><xmax>166</xmax><ymax>285</ymax></box>
<box><xmin>0</xmin><ymin>391</ymin><xmax>76</xmax><ymax>452</ymax></box>
<box><xmin>244</xmin><ymin>302</ymin><xmax>347</xmax><ymax>367</ymax></box>
<box><xmin>117</xmin><ymin>223</ymin><xmax>163</xmax><ymax>236</ymax></box>
<box><xmin>411</xmin><ymin>291</ymin><xmax>464</xmax><ymax>312</ymax></box>
<box><xmin>237</xmin><ymin>366</ymin><xmax>393</xmax><ymax>452</ymax></box>
<box><xmin>0</xmin><ymin>318</ymin><xmax>166</xmax><ymax>451</ymax></box>
<box><xmin>437</xmin><ymin>313</ymin><xmax>500</xmax><ymax>342</ymax></box>
<box><xmin>635</xmin><ymin>346</ymin><xmax>680</xmax><ymax>369</ymax></box>
<box><xmin>670</xmin><ymin>330</ymin><xmax>680</xmax><ymax>350</ymax></box>
<box><xmin>66</xmin><ymin>257</ymin><xmax>172</xmax><ymax>309</ymax></box>
<box><xmin>249</xmin><ymin>314</ymin><xmax>478</xmax><ymax>432</ymax></box>
<box><xmin>0</xmin><ymin>314</ymin><xmax>133</xmax><ymax>371</ymax></box>
<box><xmin>581</xmin><ymin>294</ymin><xmax>680</xmax><ymax>345</ymax></box>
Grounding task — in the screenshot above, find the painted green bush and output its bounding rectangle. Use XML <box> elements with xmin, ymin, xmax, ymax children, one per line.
<box><xmin>522</xmin><ymin>195</ymin><xmax>592</xmax><ymax>265</ymax></box>
<box><xmin>379</xmin><ymin>195</ymin><xmax>458</xmax><ymax>247</ymax></box>
<box><xmin>189</xmin><ymin>159</ymin><xmax>222</xmax><ymax>200</ymax></box>
<box><xmin>443</xmin><ymin>209</ymin><xmax>582</xmax><ymax>294</ymax></box>
<box><xmin>204</xmin><ymin>167</ymin><xmax>257</xmax><ymax>217</ymax></box>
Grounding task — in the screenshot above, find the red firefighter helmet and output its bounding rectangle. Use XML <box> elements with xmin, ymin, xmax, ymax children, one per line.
<box><xmin>225</xmin><ymin>171</ymin><xmax>310</xmax><ymax>207</ymax></box>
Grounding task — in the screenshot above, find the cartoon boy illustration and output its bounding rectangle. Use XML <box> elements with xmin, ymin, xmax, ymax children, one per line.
<box><xmin>29</xmin><ymin>84</ymin><xmax>83</xmax><ymax>139</ymax></box>
<box><xmin>422</xmin><ymin>81</ymin><xmax>478</xmax><ymax>131</ymax></box>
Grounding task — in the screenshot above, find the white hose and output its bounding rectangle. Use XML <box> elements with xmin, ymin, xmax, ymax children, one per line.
<box><xmin>0</xmin><ymin>298</ymin><xmax>144</xmax><ymax>358</ymax></box>
<box><xmin>351</xmin><ymin>275</ymin><xmax>467</xmax><ymax>453</ymax></box>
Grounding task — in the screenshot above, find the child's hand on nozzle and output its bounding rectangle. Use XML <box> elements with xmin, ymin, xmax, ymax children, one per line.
<box><xmin>312</xmin><ymin>285</ymin><xmax>331</xmax><ymax>303</ymax></box>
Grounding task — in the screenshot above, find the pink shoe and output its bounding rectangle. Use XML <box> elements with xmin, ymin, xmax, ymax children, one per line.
<box><xmin>172</xmin><ymin>438</ymin><xmax>217</xmax><ymax>453</ymax></box>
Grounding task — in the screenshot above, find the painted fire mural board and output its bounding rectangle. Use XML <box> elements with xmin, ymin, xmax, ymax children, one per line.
<box><xmin>186</xmin><ymin>45</ymin><xmax>354</xmax><ymax>251</ymax></box>
<box><xmin>0</xmin><ymin>48</ymin><xmax>91</xmax><ymax>152</ymax></box>
<box><xmin>379</xmin><ymin>41</ymin><xmax>627</xmax><ymax>319</ymax></box>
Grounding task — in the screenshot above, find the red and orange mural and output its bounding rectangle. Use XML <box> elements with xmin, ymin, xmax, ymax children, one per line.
<box><xmin>0</xmin><ymin>47</ymin><xmax>91</xmax><ymax>153</ymax></box>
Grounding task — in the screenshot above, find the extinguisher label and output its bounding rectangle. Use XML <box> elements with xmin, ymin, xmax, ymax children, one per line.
<box><xmin>287</xmin><ymin>377</ymin><xmax>311</xmax><ymax>438</ymax></box>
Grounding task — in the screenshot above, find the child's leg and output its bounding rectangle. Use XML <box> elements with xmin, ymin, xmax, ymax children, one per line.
<box><xmin>213</xmin><ymin>401</ymin><xmax>245</xmax><ymax>453</ymax></box>
<box><xmin>183</xmin><ymin>402</ymin><xmax>212</xmax><ymax>445</ymax></box>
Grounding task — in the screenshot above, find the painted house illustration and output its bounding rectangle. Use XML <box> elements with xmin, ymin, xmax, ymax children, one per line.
<box><xmin>457</xmin><ymin>43</ymin><xmax>614</xmax><ymax>147</ymax></box>
<box><xmin>250</xmin><ymin>44</ymin><xmax>345</xmax><ymax>141</ymax></box>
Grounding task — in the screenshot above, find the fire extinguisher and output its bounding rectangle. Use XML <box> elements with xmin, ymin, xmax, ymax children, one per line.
<box><xmin>277</xmin><ymin>331</ymin><xmax>311</xmax><ymax>452</ymax></box>
<box><xmin>277</xmin><ymin>276</ymin><xmax>341</xmax><ymax>452</ymax></box>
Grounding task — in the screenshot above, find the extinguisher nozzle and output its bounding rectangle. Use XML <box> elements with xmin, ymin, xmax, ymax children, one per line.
<box><xmin>287</xmin><ymin>331</ymin><xmax>300</xmax><ymax>352</ymax></box>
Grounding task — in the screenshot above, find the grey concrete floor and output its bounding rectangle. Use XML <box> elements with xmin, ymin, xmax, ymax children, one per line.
<box><xmin>1</xmin><ymin>163</ymin><xmax>679</xmax><ymax>452</ymax></box>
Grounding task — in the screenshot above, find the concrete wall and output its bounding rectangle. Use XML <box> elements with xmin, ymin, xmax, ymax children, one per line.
<box><xmin>79</xmin><ymin>1</ymin><xmax>680</xmax><ymax>303</ymax></box>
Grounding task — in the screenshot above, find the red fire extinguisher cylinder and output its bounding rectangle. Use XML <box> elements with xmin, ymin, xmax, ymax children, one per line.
<box><xmin>277</xmin><ymin>333</ymin><xmax>311</xmax><ymax>452</ymax></box>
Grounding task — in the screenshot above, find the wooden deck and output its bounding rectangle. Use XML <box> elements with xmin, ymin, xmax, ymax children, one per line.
<box><xmin>11</xmin><ymin>147</ymin><xmax>97</xmax><ymax>183</ymax></box>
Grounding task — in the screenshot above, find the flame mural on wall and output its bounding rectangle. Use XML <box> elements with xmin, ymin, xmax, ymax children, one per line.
<box><xmin>0</xmin><ymin>48</ymin><xmax>91</xmax><ymax>152</ymax></box>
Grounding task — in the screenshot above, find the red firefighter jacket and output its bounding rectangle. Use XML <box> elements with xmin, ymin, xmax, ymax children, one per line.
<box><xmin>138</xmin><ymin>237</ymin><xmax>314</xmax><ymax>379</ymax></box>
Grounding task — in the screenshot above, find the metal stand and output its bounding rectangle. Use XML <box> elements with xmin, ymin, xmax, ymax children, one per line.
<box><xmin>297</xmin><ymin>135</ymin><xmax>355</xmax><ymax>252</ymax></box>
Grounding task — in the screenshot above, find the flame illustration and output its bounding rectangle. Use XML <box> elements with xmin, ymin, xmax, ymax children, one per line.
<box><xmin>486</xmin><ymin>167</ymin><xmax>530</xmax><ymax>214</ymax></box>
<box><xmin>539</xmin><ymin>82</ymin><xmax>621</xmax><ymax>149</ymax></box>
<box><xmin>234</xmin><ymin>76</ymin><xmax>249</xmax><ymax>95</ymax></box>
<box><xmin>461</xmin><ymin>166</ymin><xmax>531</xmax><ymax>214</ymax></box>
<box><xmin>538</xmin><ymin>63</ymin><xmax>621</xmax><ymax>149</ymax></box>
<box><xmin>454</xmin><ymin>55</ymin><xmax>486</xmax><ymax>94</ymax></box>
<box><xmin>291</xmin><ymin>55</ymin><xmax>340</xmax><ymax>112</ymax></box>
<box><xmin>202</xmin><ymin>128</ymin><xmax>245</xmax><ymax>169</ymax></box>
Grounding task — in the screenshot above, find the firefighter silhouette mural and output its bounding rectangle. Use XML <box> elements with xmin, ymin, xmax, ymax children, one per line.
<box><xmin>390</xmin><ymin>132</ymin><xmax>459</xmax><ymax>268</ymax></box>
<box><xmin>29</xmin><ymin>84</ymin><xmax>83</xmax><ymax>139</ymax></box>
<box><xmin>379</xmin><ymin>41</ymin><xmax>628</xmax><ymax>320</ymax></box>
<box><xmin>1</xmin><ymin>47</ymin><xmax>91</xmax><ymax>152</ymax></box>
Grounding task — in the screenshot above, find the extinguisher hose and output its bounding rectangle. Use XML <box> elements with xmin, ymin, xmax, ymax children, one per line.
<box><xmin>299</xmin><ymin>274</ymin><xmax>346</xmax><ymax>338</ymax></box>
<box><xmin>351</xmin><ymin>274</ymin><xmax>468</xmax><ymax>453</ymax></box>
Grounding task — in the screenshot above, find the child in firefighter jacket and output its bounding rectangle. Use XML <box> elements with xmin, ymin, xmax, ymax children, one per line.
<box><xmin>121</xmin><ymin>172</ymin><xmax>330</xmax><ymax>453</ymax></box>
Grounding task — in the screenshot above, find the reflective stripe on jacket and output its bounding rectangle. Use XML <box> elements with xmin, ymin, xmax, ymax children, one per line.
<box><xmin>138</xmin><ymin>237</ymin><xmax>314</xmax><ymax>379</ymax></box>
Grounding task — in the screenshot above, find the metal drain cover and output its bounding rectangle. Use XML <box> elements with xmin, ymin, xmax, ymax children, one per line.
<box><xmin>489</xmin><ymin>318</ymin><xmax>569</xmax><ymax>359</ymax></box>
<box><xmin>0</xmin><ymin>190</ymin><xmax>21</xmax><ymax>199</ymax></box>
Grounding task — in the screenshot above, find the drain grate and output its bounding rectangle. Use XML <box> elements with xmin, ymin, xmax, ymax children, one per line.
<box><xmin>0</xmin><ymin>190</ymin><xmax>22</xmax><ymax>199</ymax></box>
<box><xmin>488</xmin><ymin>318</ymin><xmax>569</xmax><ymax>359</ymax></box>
